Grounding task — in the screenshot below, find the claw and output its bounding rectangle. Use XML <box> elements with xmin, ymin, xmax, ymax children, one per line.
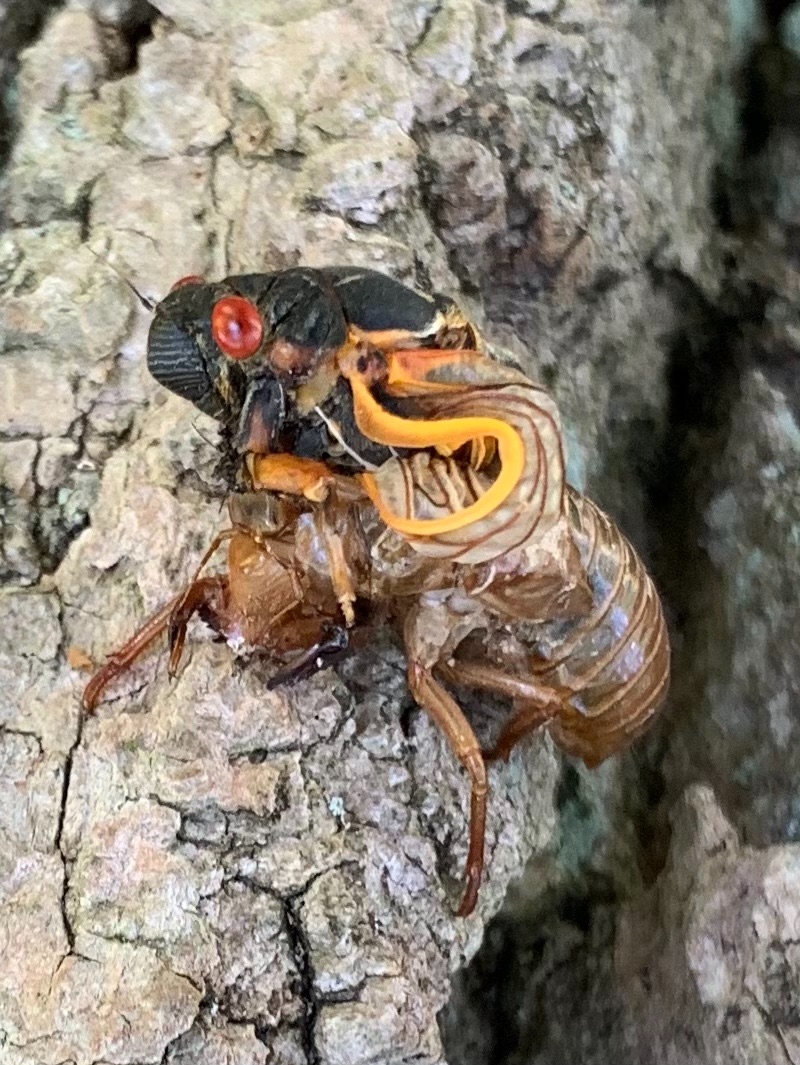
<box><xmin>167</xmin><ymin>616</ymin><xmax>186</xmax><ymax>679</ymax></box>
<box><xmin>455</xmin><ymin>864</ymin><xmax>482</xmax><ymax>918</ymax></box>
<box><xmin>266</xmin><ymin>625</ymin><xmax>350</xmax><ymax>690</ymax></box>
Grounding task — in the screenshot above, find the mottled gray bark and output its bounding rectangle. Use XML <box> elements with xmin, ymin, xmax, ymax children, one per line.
<box><xmin>3</xmin><ymin>0</ymin><xmax>800</xmax><ymax>1063</ymax></box>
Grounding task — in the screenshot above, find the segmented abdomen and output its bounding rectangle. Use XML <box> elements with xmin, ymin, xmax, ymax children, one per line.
<box><xmin>531</xmin><ymin>488</ymin><xmax>670</xmax><ymax>766</ymax></box>
<box><xmin>359</xmin><ymin>347</ymin><xmax>669</xmax><ymax>762</ymax></box>
<box><xmin>368</xmin><ymin>371</ymin><xmax>566</xmax><ymax>564</ymax></box>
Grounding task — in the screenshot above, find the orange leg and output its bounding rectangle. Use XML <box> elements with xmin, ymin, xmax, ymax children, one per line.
<box><xmin>437</xmin><ymin>660</ymin><xmax>564</xmax><ymax>763</ymax></box>
<box><xmin>404</xmin><ymin>608</ymin><xmax>487</xmax><ymax>917</ymax></box>
<box><xmin>248</xmin><ymin>453</ymin><xmax>363</xmax><ymax>503</ymax></box>
<box><xmin>83</xmin><ymin>577</ymin><xmax>229</xmax><ymax>713</ymax></box>
<box><xmin>167</xmin><ymin>576</ymin><xmax>228</xmax><ymax>677</ymax></box>
<box><xmin>484</xmin><ymin>701</ymin><xmax>561</xmax><ymax>764</ymax></box>
<box><xmin>83</xmin><ymin>593</ymin><xmax>183</xmax><ymax>713</ymax></box>
<box><xmin>407</xmin><ymin>662</ymin><xmax>487</xmax><ymax>917</ymax></box>
<box><xmin>168</xmin><ymin>528</ymin><xmax>235</xmax><ymax>633</ymax></box>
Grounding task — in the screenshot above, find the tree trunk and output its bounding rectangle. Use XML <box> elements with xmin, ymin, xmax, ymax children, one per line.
<box><xmin>3</xmin><ymin>0</ymin><xmax>799</xmax><ymax>1063</ymax></box>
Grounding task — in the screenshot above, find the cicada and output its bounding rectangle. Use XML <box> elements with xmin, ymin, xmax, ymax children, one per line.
<box><xmin>85</xmin><ymin>266</ymin><xmax>670</xmax><ymax>916</ymax></box>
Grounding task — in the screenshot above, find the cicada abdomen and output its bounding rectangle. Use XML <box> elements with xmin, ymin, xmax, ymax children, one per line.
<box><xmin>340</xmin><ymin>345</ymin><xmax>670</xmax><ymax>766</ymax></box>
<box><xmin>526</xmin><ymin>487</ymin><xmax>670</xmax><ymax>766</ymax></box>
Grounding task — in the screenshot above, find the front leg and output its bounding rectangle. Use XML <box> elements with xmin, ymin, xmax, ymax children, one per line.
<box><xmin>84</xmin><ymin>528</ymin><xmax>237</xmax><ymax>710</ymax></box>
<box><xmin>83</xmin><ymin>577</ymin><xmax>227</xmax><ymax>713</ymax></box>
<box><xmin>248</xmin><ymin>453</ymin><xmax>364</xmax><ymax>504</ymax></box>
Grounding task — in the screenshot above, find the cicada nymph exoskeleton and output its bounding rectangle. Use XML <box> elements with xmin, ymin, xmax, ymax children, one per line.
<box><xmin>335</xmin><ymin>343</ymin><xmax>670</xmax><ymax>761</ymax></box>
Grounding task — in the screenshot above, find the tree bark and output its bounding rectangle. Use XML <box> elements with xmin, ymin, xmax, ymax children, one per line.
<box><xmin>5</xmin><ymin>0</ymin><xmax>796</xmax><ymax>1063</ymax></box>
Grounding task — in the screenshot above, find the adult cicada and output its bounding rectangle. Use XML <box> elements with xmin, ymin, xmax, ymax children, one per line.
<box><xmin>85</xmin><ymin>266</ymin><xmax>670</xmax><ymax>916</ymax></box>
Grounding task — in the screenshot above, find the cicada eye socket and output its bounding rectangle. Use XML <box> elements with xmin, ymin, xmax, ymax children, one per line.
<box><xmin>169</xmin><ymin>274</ymin><xmax>204</xmax><ymax>293</ymax></box>
<box><xmin>212</xmin><ymin>295</ymin><xmax>264</xmax><ymax>360</ymax></box>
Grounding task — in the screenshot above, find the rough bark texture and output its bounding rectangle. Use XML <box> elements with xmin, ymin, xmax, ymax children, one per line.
<box><xmin>2</xmin><ymin>0</ymin><xmax>800</xmax><ymax>1063</ymax></box>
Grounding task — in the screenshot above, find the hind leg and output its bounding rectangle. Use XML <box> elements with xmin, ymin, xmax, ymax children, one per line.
<box><xmin>483</xmin><ymin>698</ymin><xmax>561</xmax><ymax>763</ymax></box>
<box><xmin>437</xmin><ymin>660</ymin><xmax>565</xmax><ymax>763</ymax></box>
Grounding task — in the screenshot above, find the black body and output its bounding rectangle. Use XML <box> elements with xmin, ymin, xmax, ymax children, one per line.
<box><xmin>146</xmin><ymin>266</ymin><xmax>459</xmax><ymax>477</ymax></box>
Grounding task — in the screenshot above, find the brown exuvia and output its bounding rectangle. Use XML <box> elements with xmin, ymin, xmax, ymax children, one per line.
<box><xmin>85</xmin><ymin>266</ymin><xmax>670</xmax><ymax>916</ymax></box>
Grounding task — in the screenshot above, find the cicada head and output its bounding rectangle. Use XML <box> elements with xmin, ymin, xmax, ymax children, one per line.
<box><xmin>147</xmin><ymin>268</ymin><xmax>350</xmax><ymax>455</ymax></box>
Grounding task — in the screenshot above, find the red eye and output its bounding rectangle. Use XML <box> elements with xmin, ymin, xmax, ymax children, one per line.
<box><xmin>169</xmin><ymin>274</ymin><xmax>204</xmax><ymax>292</ymax></box>
<box><xmin>211</xmin><ymin>296</ymin><xmax>264</xmax><ymax>359</ymax></box>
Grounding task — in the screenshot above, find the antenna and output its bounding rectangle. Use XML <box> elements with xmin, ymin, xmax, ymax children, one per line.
<box><xmin>87</xmin><ymin>247</ymin><xmax>158</xmax><ymax>311</ymax></box>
